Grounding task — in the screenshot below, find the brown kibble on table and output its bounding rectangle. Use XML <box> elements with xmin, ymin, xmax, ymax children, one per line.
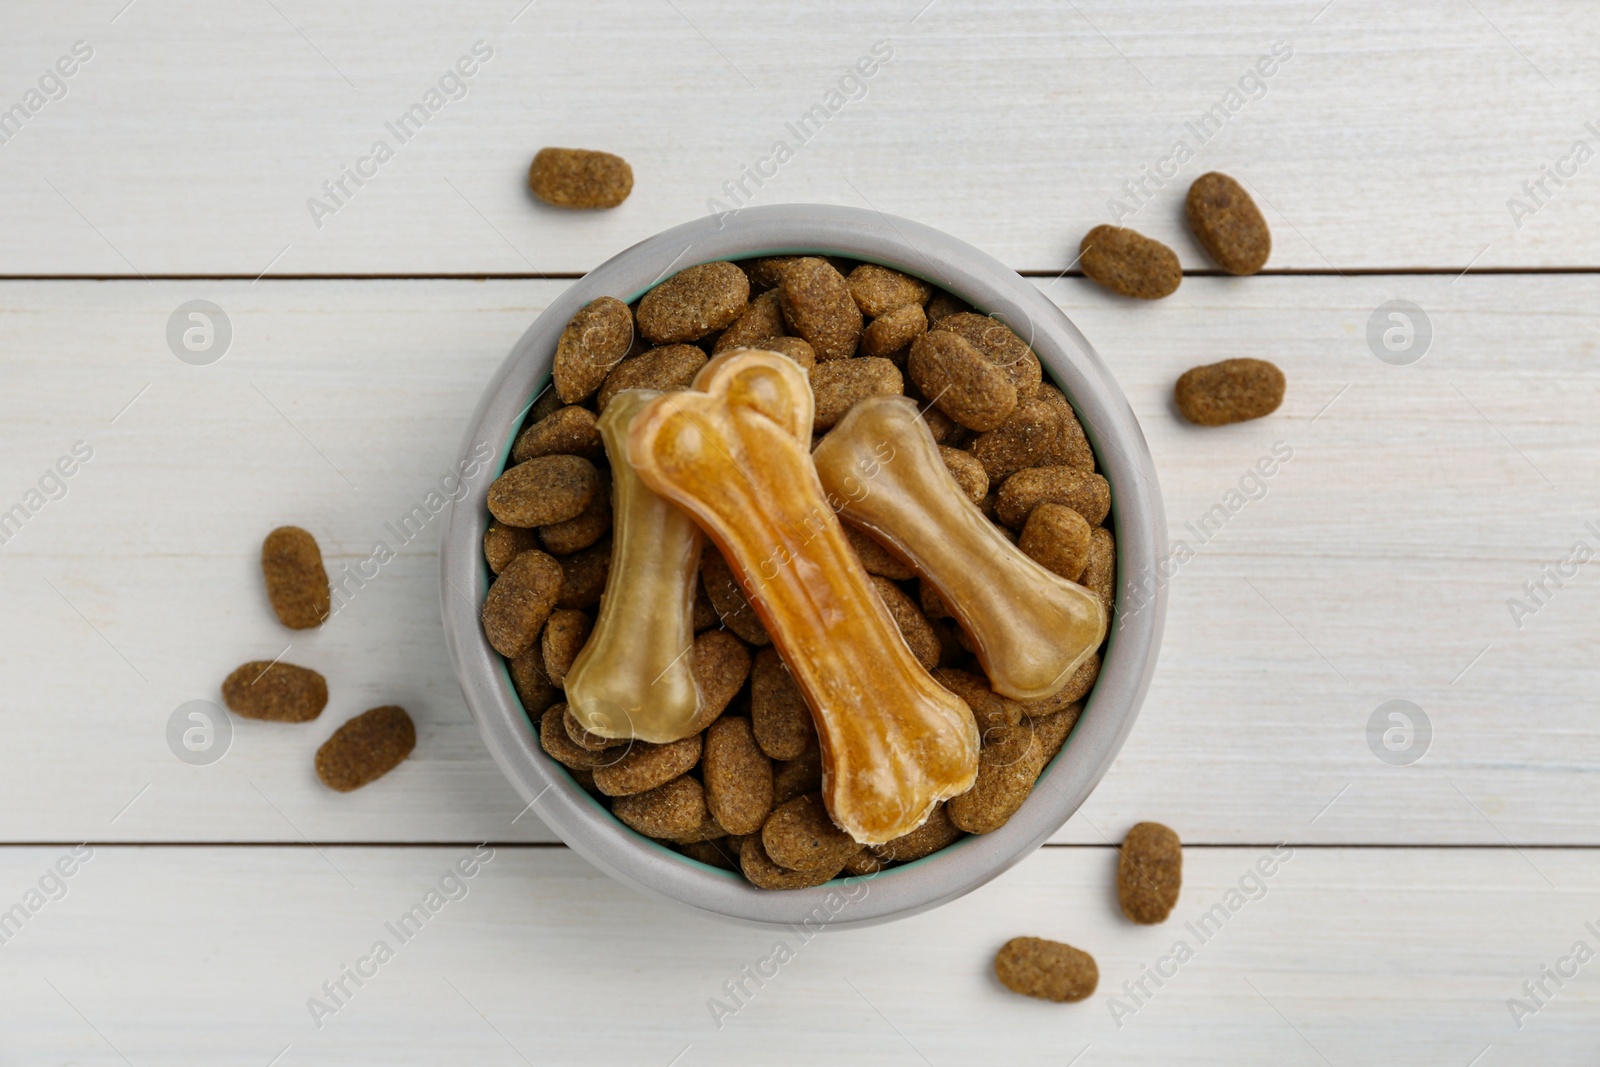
<box><xmin>811</xmin><ymin>358</ymin><xmax>904</xmax><ymax>431</ymax></box>
<box><xmin>637</xmin><ymin>262</ymin><xmax>750</xmax><ymax>344</ymax></box>
<box><xmin>995</xmin><ymin>466</ymin><xmax>1111</xmax><ymax>529</ymax></box>
<box><xmin>1018</xmin><ymin>503</ymin><xmax>1092</xmax><ymax>582</ymax></box>
<box><xmin>842</xmin><ymin>524</ymin><xmax>914</xmax><ymax>580</ymax></box>
<box><xmin>938</xmin><ymin>446</ymin><xmax>989</xmax><ymax>505</ymax></box>
<box><xmin>613</xmin><ymin>775</ymin><xmax>710</xmax><ymax>840</ymax></box>
<box><xmin>540</xmin><ymin>608</ymin><xmax>592</xmax><ymax>687</ymax></box>
<box><xmin>993</xmin><ymin>937</ymin><xmax>1098</xmax><ymax>1002</ymax></box>
<box><xmin>513</xmin><ymin>404</ymin><xmax>603</xmax><ymax>462</ymax></box>
<box><xmin>778</xmin><ymin>257</ymin><xmax>862</xmax><ymax>361</ymax></box>
<box><xmin>772</xmin><ymin>744</ymin><xmax>823</xmax><ymax>805</ymax></box>
<box><xmin>315</xmin><ymin>706</ymin><xmax>416</xmax><ymax>793</ymax></box>
<box><xmin>510</xmin><ymin>642</ymin><xmax>560</xmax><ymax>717</ymax></box>
<box><xmin>483</xmin><ymin>522</ymin><xmax>540</xmax><ymax>575</ymax></box>
<box><xmin>923</xmin><ymin>289</ymin><xmax>971</xmax><ymax>325</ymax></box>
<box><xmin>763</xmin><ymin>793</ymin><xmax>861</xmax><ymax>871</ymax></box>
<box><xmin>740</xmin><ymin>832</ymin><xmax>844</xmax><ymax>889</ymax></box>
<box><xmin>487</xmin><ymin>455</ymin><xmax>600</xmax><ymax>529</ymax></box>
<box><xmin>861</xmin><ymin>302</ymin><xmax>927</xmax><ymax>363</ymax></box>
<box><xmin>556</xmin><ymin>536</ymin><xmax>611</xmax><ymax>609</ymax></box>
<box><xmin>713</xmin><ymin>289</ymin><xmax>787</xmax><ymax>354</ymax></box>
<box><xmin>1118</xmin><ymin>821</ymin><xmax>1183</xmax><ymax>924</ymax></box>
<box><xmin>907</xmin><ymin>331</ymin><xmax>1018</xmax><ymax>432</ymax></box>
<box><xmin>936</xmin><ymin>313</ymin><xmax>1041</xmax><ymax>400</ymax></box>
<box><xmin>1081</xmin><ymin>527</ymin><xmax>1115</xmax><ymax>611</ymax></box>
<box><xmin>1080</xmin><ymin>224</ymin><xmax>1182</xmax><ymax>300</ymax></box>
<box><xmin>539</xmin><ymin>470</ymin><xmax>611</xmax><ymax>555</ymax></box>
<box><xmin>871</xmin><ymin>803</ymin><xmax>962</xmax><ymax>863</ymax></box>
<box><xmin>221</xmin><ymin>661</ymin><xmax>327</xmax><ymax>723</ymax></box>
<box><xmin>1174</xmin><ymin>358</ymin><xmax>1285</xmax><ymax>426</ymax></box>
<box><xmin>552</xmin><ymin>297</ymin><xmax>634</xmax><ymax>404</ymax></box>
<box><xmin>870</xmin><ymin>576</ymin><xmax>940</xmax><ymax>671</ymax></box>
<box><xmin>751</xmin><ymin>647</ymin><xmax>816</xmax><ymax>761</ymax></box>
<box><xmin>701</xmin><ymin>547</ymin><xmax>769</xmax><ymax>645</ymax></box>
<box><xmin>693</xmin><ymin>629</ymin><xmax>752</xmax><ymax>723</ymax></box>
<box><xmin>703</xmin><ymin>716</ymin><xmax>774</xmax><ymax>836</ymax></box>
<box><xmin>592</xmin><ymin>733</ymin><xmax>703</xmax><ymax>796</ymax></box>
<box><xmin>846</xmin><ymin>264</ymin><xmax>931</xmax><ymax>317</ymax></box>
<box><xmin>1186</xmin><ymin>172</ymin><xmax>1271</xmax><ymax>275</ymax></box>
<box><xmin>597</xmin><ymin>345</ymin><xmax>709</xmax><ymax>410</ymax></box>
<box><xmin>261</xmin><ymin>526</ymin><xmax>330</xmax><ymax>629</ymax></box>
<box><xmin>481</xmin><ymin>549</ymin><xmax>564</xmax><ymax>657</ymax></box>
<box><xmin>528</xmin><ymin>147</ymin><xmax>633</xmax><ymax>209</ymax></box>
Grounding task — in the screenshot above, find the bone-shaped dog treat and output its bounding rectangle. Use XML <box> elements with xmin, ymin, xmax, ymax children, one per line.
<box><xmin>627</xmin><ymin>350</ymin><xmax>978</xmax><ymax>844</ymax></box>
<box><xmin>812</xmin><ymin>395</ymin><xmax>1106</xmax><ymax>702</ymax></box>
<box><xmin>563</xmin><ymin>389</ymin><xmax>708</xmax><ymax>744</ymax></box>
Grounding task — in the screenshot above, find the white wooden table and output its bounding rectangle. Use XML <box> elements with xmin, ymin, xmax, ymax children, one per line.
<box><xmin>3</xmin><ymin>2</ymin><xmax>1598</xmax><ymax>1062</ymax></box>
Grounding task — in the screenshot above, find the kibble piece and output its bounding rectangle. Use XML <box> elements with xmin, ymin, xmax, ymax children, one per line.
<box><xmin>772</xmin><ymin>744</ymin><xmax>822</xmax><ymax>805</ymax></box>
<box><xmin>680</xmin><ymin>837</ymin><xmax>742</xmax><ymax>871</ymax></box>
<box><xmin>1056</xmin><ymin>651</ymin><xmax>1100</xmax><ymax>705</ymax></box>
<box><xmin>481</xmin><ymin>549</ymin><xmax>564</xmax><ymax>657</ymax></box>
<box><xmin>843</xmin><ymin>849</ymin><xmax>884</xmax><ymax>875</ymax></box>
<box><xmin>744</xmin><ymin>256</ymin><xmax>799</xmax><ymax>293</ymax></box>
<box><xmin>713</xmin><ymin>290</ymin><xmax>787</xmax><ymax>354</ymax></box>
<box><xmin>937</xmin><ymin>313</ymin><xmax>1041</xmax><ymax>399</ymax></box>
<box><xmin>703</xmin><ymin>716</ymin><xmax>774</xmax><ymax>836</ymax></box>
<box><xmin>751</xmin><ymin>647</ymin><xmax>816</xmax><ymax>761</ymax></box>
<box><xmin>993</xmin><ymin>937</ymin><xmax>1098</xmax><ymax>1002</ymax></box>
<box><xmin>1018</xmin><ymin>503</ymin><xmax>1092</xmax><ymax>582</ymax></box>
<box><xmin>510</xmin><ymin>643</ymin><xmax>560</xmax><ymax>717</ymax></box>
<box><xmin>539</xmin><ymin>471</ymin><xmax>612</xmax><ymax>555</ymax></box>
<box><xmin>1186</xmin><ymin>172</ymin><xmax>1270</xmax><ymax>275</ymax></box>
<box><xmin>907</xmin><ymin>331</ymin><xmax>1018</xmax><ymax>432</ymax></box>
<box><xmin>947</xmin><ymin>721</ymin><xmax>1039</xmax><ymax>834</ymax></box>
<box><xmin>1118</xmin><ymin>821</ymin><xmax>1182</xmax><ymax>924</ymax></box>
<box><xmin>701</xmin><ymin>547</ymin><xmax>769</xmax><ymax>645</ymax></box>
<box><xmin>861</xmin><ymin>302</ymin><xmax>928</xmax><ymax>363</ymax></box>
<box><xmin>871</xmin><ymin>576</ymin><xmax>940</xmax><ymax>671</ymax></box>
<box><xmin>778</xmin><ymin>257</ymin><xmax>862</xmax><ymax>361</ymax></box>
<box><xmin>938</xmin><ymin>446</ymin><xmax>989</xmax><ymax>505</ymax></box>
<box><xmin>539</xmin><ymin>703</ymin><xmax>609</xmax><ymax>769</ymax></box>
<box><xmin>637</xmin><ymin>262</ymin><xmax>750</xmax><ymax>344</ymax></box>
<box><xmin>1174</xmin><ymin>358</ymin><xmax>1285</xmax><ymax>426</ymax></box>
<box><xmin>763</xmin><ymin>793</ymin><xmax>860</xmax><ymax>872</ymax></box>
<box><xmin>221</xmin><ymin>661</ymin><xmax>327</xmax><ymax>722</ymax></box>
<box><xmin>748</xmin><ymin>335</ymin><xmax>816</xmax><ymax>372</ymax></box>
<box><xmin>692</xmin><ymin>582</ymin><xmax>718</xmax><ymax>631</ymax></box>
<box><xmin>670</xmin><ymin>812</ymin><xmax>729</xmax><ymax>845</ymax></box>
<box><xmin>847</xmin><ymin>264</ymin><xmax>932</xmax><ymax>317</ymax></box>
<box><xmin>740</xmin><ymin>832</ymin><xmax>843</xmax><ymax>889</ymax></box>
<box><xmin>871</xmin><ymin>803</ymin><xmax>962</xmax><ymax>863</ymax></box>
<box><xmin>487</xmin><ymin>455</ymin><xmax>600</xmax><ymax>529</ymax></box>
<box><xmin>484</xmin><ymin>522</ymin><xmax>541</xmax><ymax>575</ymax></box>
<box><xmin>564</xmin><ymin>705</ymin><xmax>624</xmax><ymax>751</ymax></box>
<box><xmin>843</xmin><ymin>525</ymin><xmax>914</xmax><ymax>580</ymax></box>
<box><xmin>540</xmin><ymin>608</ymin><xmax>592</xmax><ymax>687</ymax></box>
<box><xmin>261</xmin><ymin>526</ymin><xmax>330</xmax><ymax>629</ymax></box>
<box><xmin>1081</xmin><ymin>527</ymin><xmax>1115</xmax><ymax>611</ymax></box>
<box><xmin>923</xmin><ymin>290</ymin><xmax>971</xmax><ymax>325</ymax></box>
<box><xmin>995</xmin><ymin>467</ymin><xmax>1111</xmax><ymax>530</ymax></box>
<box><xmin>597</xmin><ymin>345</ymin><xmax>709</xmax><ymax>410</ymax></box>
<box><xmin>528</xmin><ymin>147</ymin><xmax>633</xmax><ymax>209</ymax></box>
<box><xmin>1080</xmin><ymin>225</ymin><xmax>1182</xmax><ymax>300</ymax></box>
<box><xmin>552</xmin><ymin>298</ymin><xmax>634</xmax><ymax>403</ymax></box>
<box><xmin>513</xmin><ymin>405</ymin><xmax>603</xmax><ymax>462</ymax></box>
<box><xmin>970</xmin><ymin>390</ymin><xmax>1094</xmax><ymax>484</ymax></box>
<box><xmin>315</xmin><ymin>706</ymin><xmax>416</xmax><ymax>792</ymax></box>
<box><xmin>613</xmin><ymin>775</ymin><xmax>710</xmax><ymax>839</ymax></box>
<box><xmin>934</xmin><ymin>667</ymin><xmax>1018</xmax><ymax>734</ymax></box>
<box><xmin>592</xmin><ymin>734</ymin><xmax>703</xmax><ymax>796</ymax></box>
<box><xmin>811</xmin><ymin>358</ymin><xmax>904</xmax><ymax>431</ymax></box>
<box><xmin>693</xmin><ymin>629</ymin><xmax>753</xmax><ymax>722</ymax></box>
<box><xmin>556</xmin><ymin>537</ymin><xmax>611</xmax><ymax>609</ymax></box>
<box><xmin>920</xmin><ymin>404</ymin><xmax>965</xmax><ymax>445</ymax></box>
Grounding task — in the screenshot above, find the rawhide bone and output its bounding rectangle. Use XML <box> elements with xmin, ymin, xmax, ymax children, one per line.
<box><xmin>627</xmin><ymin>350</ymin><xmax>979</xmax><ymax>845</ymax></box>
<box><xmin>812</xmin><ymin>395</ymin><xmax>1106</xmax><ymax>701</ymax></box>
<box><xmin>564</xmin><ymin>389</ymin><xmax>708</xmax><ymax>744</ymax></box>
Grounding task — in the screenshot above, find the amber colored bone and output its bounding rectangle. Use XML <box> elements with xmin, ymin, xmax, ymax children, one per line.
<box><xmin>563</xmin><ymin>389</ymin><xmax>707</xmax><ymax>744</ymax></box>
<box><xmin>812</xmin><ymin>395</ymin><xmax>1106</xmax><ymax>702</ymax></box>
<box><xmin>627</xmin><ymin>351</ymin><xmax>979</xmax><ymax>845</ymax></box>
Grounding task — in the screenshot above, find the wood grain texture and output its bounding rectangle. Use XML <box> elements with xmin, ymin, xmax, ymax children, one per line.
<box><xmin>0</xmin><ymin>2</ymin><xmax>1598</xmax><ymax>275</ymax></box>
<box><xmin>0</xmin><ymin>844</ymin><xmax>1591</xmax><ymax>1064</ymax></box>
<box><xmin>1</xmin><ymin>275</ymin><xmax>1595</xmax><ymax>845</ymax></box>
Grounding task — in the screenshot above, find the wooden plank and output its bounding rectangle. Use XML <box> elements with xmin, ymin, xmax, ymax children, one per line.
<box><xmin>0</xmin><ymin>274</ymin><xmax>1596</xmax><ymax>845</ymax></box>
<box><xmin>1</xmin><ymin>2</ymin><xmax>1598</xmax><ymax>274</ymax></box>
<box><xmin>0</xmin><ymin>844</ymin><xmax>1592</xmax><ymax>1063</ymax></box>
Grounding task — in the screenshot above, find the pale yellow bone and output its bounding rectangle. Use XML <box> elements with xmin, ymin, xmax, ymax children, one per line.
<box><xmin>627</xmin><ymin>351</ymin><xmax>978</xmax><ymax>845</ymax></box>
<box><xmin>812</xmin><ymin>395</ymin><xmax>1106</xmax><ymax>701</ymax></box>
<box><xmin>563</xmin><ymin>389</ymin><xmax>707</xmax><ymax>744</ymax></box>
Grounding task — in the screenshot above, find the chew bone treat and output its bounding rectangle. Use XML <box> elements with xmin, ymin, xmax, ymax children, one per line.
<box><xmin>1118</xmin><ymin>821</ymin><xmax>1182</xmax><ymax>924</ymax></box>
<box><xmin>812</xmin><ymin>395</ymin><xmax>1106</xmax><ymax>701</ymax></box>
<box><xmin>627</xmin><ymin>350</ymin><xmax>979</xmax><ymax>844</ymax></box>
<box><xmin>564</xmin><ymin>389</ymin><xmax>708</xmax><ymax>744</ymax></box>
<box><xmin>261</xmin><ymin>526</ymin><xmax>330</xmax><ymax>629</ymax></box>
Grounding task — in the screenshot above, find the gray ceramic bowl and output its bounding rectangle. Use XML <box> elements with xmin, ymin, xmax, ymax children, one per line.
<box><xmin>440</xmin><ymin>204</ymin><xmax>1166</xmax><ymax>929</ymax></box>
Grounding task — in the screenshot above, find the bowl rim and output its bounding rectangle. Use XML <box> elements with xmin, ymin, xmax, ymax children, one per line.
<box><xmin>440</xmin><ymin>204</ymin><xmax>1167</xmax><ymax>929</ymax></box>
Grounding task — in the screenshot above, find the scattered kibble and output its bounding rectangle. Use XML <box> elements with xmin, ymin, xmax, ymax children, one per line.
<box><xmin>221</xmin><ymin>660</ymin><xmax>327</xmax><ymax>723</ymax></box>
<box><xmin>315</xmin><ymin>705</ymin><xmax>416</xmax><ymax>792</ymax></box>
<box><xmin>261</xmin><ymin>526</ymin><xmax>330</xmax><ymax>630</ymax></box>
<box><xmin>1174</xmin><ymin>358</ymin><xmax>1285</xmax><ymax>426</ymax></box>
<box><xmin>1186</xmin><ymin>172</ymin><xmax>1271</xmax><ymax>275</ymax></box>
<box><xmin>528</xmin><ymin>147</ymin><xmax>633</xmax><ymax>209</ymax></box>
<box><xmin>1079</xmin><ymin>224</ymin><xmax>1182</xmax><ymax>300</ymax></box>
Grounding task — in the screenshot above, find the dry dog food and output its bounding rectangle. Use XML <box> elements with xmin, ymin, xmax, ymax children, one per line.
<box><xmin>261</xmin><ymin>526</ymin><xmax>330</xmax><ymax>629</ymax></box>
<box><xmin>907</xmin><ymin>331</ymin><xmax>1018</xmax><ymax>432</ymax></box>
<box><xmin>552</xmin><ymin>297</ymin><xmax>634</xmax><ymax>403</ymax></box>
<box><xmin>778</xmin><ymin>257</ymin><xmax>862</xmax><ymax>361</ymax></box>
<box><xmin>221</xmin><ymin>660</ymin><xmax>327</xmax><ymax>722</ymax></box>
<box><xmin>713</xmin><ymin>289</ymin><xmax>785</xmax><ymax>354</ymax></box>
<box><xmin>702</xmin><ymin>716</ymin><xmax>773</xmax><ymax>836</ymax></box>
<box><xmin>993</xmin><ymin>937</ymin><xmax>1098</xmax><ymax>1002</ymax></box>
<box><xmin>1018</xmin><ymin>503</ymin><xmax>1092</xmax><ymax>582</ymax></box>
<box><xmin>750</xmin><ymin>647</ymin><xmax>815</xmax><ymax>760</ymax></box>
<box><xmin>612</xmin><ymin>775</ymin><xmax>709</xmax><ymax>839</ymax></box>
<box><xmin>592</xmin><ymin>734</ymin><xmax>702</xmax><ymax>796</ymax></box>
<box><xmin>528</xmin><ymin>148</ymin><xmax>633</xmax><ymax>209</ymax></box>
<box><xmin>847</xmin><ymin>264</ymin><xmax>931</xmax><ymax>317</ymax></box>
<box><xmin>487</xmin><ymin>455</ymin><xmax>599</xmax><ymax>528</ymax></box>
<box><xmin>315</xmin><ymin>705</ymin><xmax>416</xmax><ymax>792</ymax></box>
<box><xmin>1079</xmin><ymin>225</ymin><xmax>1182</xmax><ymax>300</ymax></box>
<box><xmin>483</xmin><ymin>521</ymin><xmax>540</xmax><ymax>575</ymax></box>
<box><xmin>1174</xmin><ymin>358</ymin><xmax>1286</xmax><ymax>425</ymax></box>
<box><xmin>1118</xmin><ymin>821</ymin><xmax>1182</xmax><ymax>924</ymax></box>
<box><xmin>860</xmin><ymin>302</ymin><xmax>927</xmax><ymax>362</ymax></box>
<box><xmin>597</xmin><ymin>345</ymin><xmax>707</xmax><ymax>410</ymax></box>
<box><xmin>1186</xmin><ymin>172</ymin><xmax>1271</xmax><ymax>275</ymax></box>
<box><xmin>637</xmin><ymin>262</ymin><xmax>749</xmax><ymax>344</ymax></box>
<box><xmin>762</xmin><ymin>793</ymin><xmax>863</xmax><ymax>872</ymax></box>
<box><xmin>810</xmin><ymin>357</ymin><xmax>903</xmax><ymax>431</ymax></box>
<box><xmin>995</xmin><ymin>466</ymin><xmax>1111</xmax><ymax>529</ymax></box>
<box><xmin>480</xmin><ymin>549</ymin><xmax>563</xmax><ymax>657</ymax></box>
